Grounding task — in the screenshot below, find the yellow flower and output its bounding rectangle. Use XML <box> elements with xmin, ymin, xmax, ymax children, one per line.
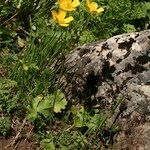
<box><xmin>51</xmin><ymin>9</ymin><xmax>74</xmax><ymax>27</ymax></box>
<box><xmin>86</xmin><ymin>0</ymin><xmax>104</xmax><ymax>13</ymax></box>
<box><xmin>58</xmin><ymin>0</ymin><xmax>80</xmax><ymax>11</ymax></box>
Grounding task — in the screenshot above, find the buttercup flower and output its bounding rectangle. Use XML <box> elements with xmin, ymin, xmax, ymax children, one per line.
<box><xmin>58</xmin><ymin>0</ymin><xmax>80</xmax><ymax>11</ymax></box>
<box><xmin>51</xmin><ymin>9</ymin><xmax>74</xmax><ymax>27</ymax></box>
<box><xmin>86</xmin><ymin>0</ymin><xmax>104</xmax><ymax>13</ymax></box>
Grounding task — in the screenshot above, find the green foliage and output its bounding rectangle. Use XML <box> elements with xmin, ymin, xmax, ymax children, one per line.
<box><xmin>40</xmin><ymin>138</ymin><xmax>55</xmax><ymax>150</ymax></box>
<box><xmin>27</xmin><ymin>90</ymin><xmax>67</xmax><ymax>121</ymax></box>
<box><xmin>0</xmin><ymin>116</ymin><xmax>11</xmax><ymax>136</ymax></box>
<box><xmin>0</xmin><ymin>0</ymin><xmax>150</xmax><ymax>149</ymax></box>
<box><xmin>82</xmin><ymin>0</ymin><xmax>150</xmax><ymax>39</ymax></box>
<box><xmin>27</xmin><ymin>95</ymin><xmax>52</xmax><ymax>121</ymax></box>
<box><xmin>0</xmin><ymin>78</ymin><xmax>18</xmax><ymax>113</ymax></box>
<box><xmin>71</xmin><ymin>106</ymin><xmax>104</xmax><ymax>130</ymax></box>
<box><xmin>53</xmin><ymin>90</ymin><xmax>67</xmax><ymax>113</ymax></box>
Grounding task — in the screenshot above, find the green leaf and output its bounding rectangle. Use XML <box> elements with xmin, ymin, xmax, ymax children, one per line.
<box><xmin>87</xmin><ymin>114</ymin><xmax>102</xmax><ymax>130</ymax></box>
<box><xmin>27</xmin><ymin>90</ymin><xmax>67</xmax><ymax>121</ymax></box>
<box><xmin>72</xmin><ymin>106</ymin><xmax>85</xmax><ymax>127</ymax></box>
<box><xmin>123</xmin><ymin>24</ymin><xmax>136</xmax><ymax>33</ymax></box>
<box><xmin>60</xmin><ymin>146</ymin><xmax>68</xmax><ymax>150</ymax></box>
<box><xmin>26</xmin><ymin>95</ymin><xmax>52</xmax><ymax>121</ymax></box>
<box><xmin>40</xmin><ymin>138</ymin><xmax>55</xmax><ymax>150</ymax></box>
<box><xmin>53</xmin><ymin>90</ymin><xmax>67</xmax><ymax>113</ymax></box>
<box><xmin>72</xmin><ymin>106</ymin><xmax>103</xmax><ymax>129</ymax></box>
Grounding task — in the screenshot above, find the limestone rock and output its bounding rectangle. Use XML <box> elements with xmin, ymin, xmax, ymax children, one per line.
<box><xmin>64</xmin><ymin>30</ymin><xmax>150</xmax><ymax>149</ymax></box>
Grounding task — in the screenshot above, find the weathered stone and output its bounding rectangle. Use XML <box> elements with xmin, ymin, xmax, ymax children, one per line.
<box><xmin>64</xmin><ymin>30</ymin><xmax>150</xmax><ymax>149</ymax></box>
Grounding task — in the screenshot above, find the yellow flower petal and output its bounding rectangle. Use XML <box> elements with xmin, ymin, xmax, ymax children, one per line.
<box><xmin>72</xmin><ymin>0</ymin><xmax>80</xmax><ymax>7</ymax></box>
<box><xmin>59</xmin><ymin>23</ymin><xmax>69</xmax><ymax>27</ymax></box>
<box><xmin>59</xmin><ymin>0</ymin><xmax>74</xmax><ymax>11</ymax></box>
<box><xmin>97</xmin><ymin>7</ymin><xmax>104</xmax><ymax>13</ymax></box>
<box><xmin>58</xmin><ymin>0</ymin><xmax>80</xmax><ymax>11</ymax></box>
<box><xmin>64</xmin><ymin>16</ymin><xmax>74</xmax><ymax>23</ymax></box>
<box><xmin>86</xmin><ymin>0</ymin><xmax>104</xmax><ymax>14</ymax></box>
<box><xmin>51</xmin><ymin>9</ymin><xmax>73</xmax><ymax>27</ymax></box>
<box><xmin>58</xmin><ymin>9</ymin><xmax>66</xmax><ymax>19</ymax></box>
<box><xmin>90</xmin><ymin>2</ymin><xmax>98</xmax><ymax>11</ymax></box>
<box><xmin>51</xmin><ymin>10</ymin><xmax>57</xmax><ymax>21</ymax></box>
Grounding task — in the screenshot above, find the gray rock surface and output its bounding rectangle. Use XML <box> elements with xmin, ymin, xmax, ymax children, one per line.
<box><xmin>64</xmin><ymin>30</ymin><xmax>150</xmax><ymax>149</ymax></box>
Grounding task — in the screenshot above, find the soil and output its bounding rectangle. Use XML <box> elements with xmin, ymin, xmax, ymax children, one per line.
<box><xmin>0</xmin><ymin>137</ymin><xmax>36</xmax><ymax>150</ymax></box>
<box><xmin>0</xmin><ymin>117</ymin><xmax>40</xmax><ymax>150</ymax></box>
